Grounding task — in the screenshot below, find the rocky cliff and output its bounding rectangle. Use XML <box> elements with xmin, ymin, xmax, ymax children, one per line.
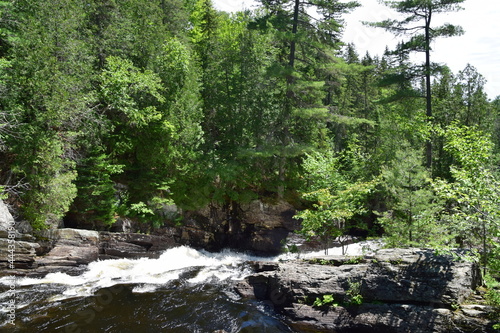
<box><xmin>64</xmin><ymin>199</ymin><xmax>299</xmax><ymax>255</ymax></box>
<box><xmin>236</xmin><ymin>248</ymin><xmax>499</xmax><ymax>333</ymax></box>
<box><xmin>166</xmin><ymin>199</ymin><xmax>299</xmax><ymax>254</ymax></box>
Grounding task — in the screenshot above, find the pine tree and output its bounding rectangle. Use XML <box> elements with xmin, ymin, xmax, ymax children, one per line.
<box><xmin>378</xmin><ymin>144</ymin><xmax>445</xmax><ymax>247</ymax></box>
<box><xmin>7</xmin><ymin>0</ymin><xmax>97</xmax><ymax>228</ymax></box>
<box><xmin>366</xmin><ymin>0</ymin><xmax>465</xmax><ymax>169</ymax></box>
<box><xmin>254</xmin><ymin>0</ymin><xmax>359</xmax><ymax>196</ymax></box>
<box><xmin>455</xmin><ymin>64</ymin><xmax>491</xmax><ymax>130</ymax></box>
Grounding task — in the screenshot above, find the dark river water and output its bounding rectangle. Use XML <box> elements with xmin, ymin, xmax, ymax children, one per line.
<box><xmin>0</xmin><ymin>247</ymin><xmax>296</xmax><ymax>332</ymax></box>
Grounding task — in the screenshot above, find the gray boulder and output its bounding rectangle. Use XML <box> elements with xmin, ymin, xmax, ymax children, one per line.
<box><xmin>44</xmin><ymin>245</ymin><xmax>99</xmax><ymax>264</ymax></box>
<box><xmin>44</xmin><ymin>228</ymin><xmax>100</xmax><ymax>246</ymax></box>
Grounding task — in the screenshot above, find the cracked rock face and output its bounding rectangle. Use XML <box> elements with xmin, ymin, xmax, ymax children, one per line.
<box><xmin>236</xmin><ymin>248</ymin><xmax>497</xmax><ymax>333</ymax></box>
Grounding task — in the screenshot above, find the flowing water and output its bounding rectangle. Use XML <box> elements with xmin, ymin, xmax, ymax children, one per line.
<box><xmin>0</xmin><ymin>242</ymin><xmax>378</xmax><ymax>332</ymax></box>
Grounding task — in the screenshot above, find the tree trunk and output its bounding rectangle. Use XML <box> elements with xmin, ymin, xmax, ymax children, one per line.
<box><xmin>425</xmin><ymin>10</ymin><xmax>433</xmax><ymax>170</ymax></box>
<box><xmin>288</xmin><ymin>0</ymin><xmax>300</xmax><ymax>69</ymax></box>
<box><xmin>278</xmin><ymin>0</ymin><xmax>300</xmax><ymax>198</ymax></box>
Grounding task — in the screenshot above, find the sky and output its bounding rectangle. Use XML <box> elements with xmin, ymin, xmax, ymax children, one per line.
<box><xmin>213</xmin><ymin>0</ymin><xmax>500</xmax><ymax>99</ymax></box>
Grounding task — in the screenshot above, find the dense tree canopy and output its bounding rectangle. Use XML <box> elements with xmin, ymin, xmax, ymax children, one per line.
<box><xmin>0</xmin><ymin>0</ymin><xmax>499</xmax><ymax>287</ymax></box>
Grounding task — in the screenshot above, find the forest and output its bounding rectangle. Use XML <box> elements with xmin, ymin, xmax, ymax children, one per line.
<box><xmin>0</xmin><ymin>0</ymin><xmax>499</xmax><ymax>285</ymax></box>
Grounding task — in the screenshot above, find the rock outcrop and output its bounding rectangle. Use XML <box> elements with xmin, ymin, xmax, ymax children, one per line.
<box><xmin>0</xmin><ymin>238</ymin><xmax>40</xmax><ymax>270</ymax></box>
<box><xmin>31</xmin><ymin>228</ymin><xmax>100</xmax><ymax>275</ymax></box>
<box><xmin>0</xmin><ymin>199</ymin><xmax>14</xmax><ymax>232</ymax></box>
<box><xmin>179</xmin><ymin>199</ymin><xmax>298</xmax><ymax>254</ymax></box>
<box><xmin>0</xmin><ymin>201</ymin><xmax>40</xmax><ymax>272</ymax></box>
<box><xmin>98</xmin><ymin>230</ymin><xmax>179</xmax><ymax>259</ymax></box>
<box><xmin>236</xmin><ymin>248</ymin><xmax>498</xmax><ymax>332</ymax></box>
<box><xmin>63</xmin><ymin>199</ymin><xmax>299</xmax><ymax>255</ymax></box>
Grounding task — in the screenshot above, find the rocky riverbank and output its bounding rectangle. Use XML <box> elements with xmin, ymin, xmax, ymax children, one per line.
<box><xmin>0</xmin><ymin>197</ymin><xmax>300</xmax><ymax>276</ymax></box>
<box><xmin>2</xmin><ymin>199</ymin><xmax>500</xmax><ymax>332</ymax></box>
<box><xmin>235</xmin><ymin>248</ymin><xmax>499</xmax><ymax>332</ymax></box>
<box><xmin>0</xmin><ymin>228</ymin><xmax>179</xmax><ymax>277</ymax></box>
<box><xmin>0</xmin><ymin>199</ymin><xmax>179</xmax><ymax>276</ymax></box>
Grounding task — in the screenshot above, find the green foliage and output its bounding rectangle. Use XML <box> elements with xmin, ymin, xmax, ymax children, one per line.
<box><xmin>189</xmin><ymin>0</ymin><xmax>219</xmax><ymax>49</ymax></box>
<box><xmin>345</xmin><ymin>256</ymin><xmax>363</xmax><ymax>265</ymax></box>
<box><xmin>346</xmin><ymin>279</ymin><xmax>363</xmax><ymax>305</ymax></box>
<box><xmin>129</xmin><ymin>202</ymin><xmax>155</xmax><ymax>218</ymax></box>
<box><xmin>442</xmin><ymin>123</ymin><xmax>493</xmax><ymax>171</ymax></box>
<box><xmin>378</xmin><ymin>145</ymin><xmax>448</xmax><ymax>247</ymax></box>
<box><xmin>484</xmin><ymin>274</ymin><xmax>500</xmax><ymax>328</ymax></box>
<box><xmin>296</xmin><ymin>151</ymin><xmax>378</xmax><ymax>253</ymax></box>
<box><xmin>434</xmin><ymin>124</ymin><xmax>500</xmax><ymax>275</ymax></box>
<box><xmin>0</xmin><ymin>185</ymin><xmax>6</xmax><ymax>200</ymax></box>
<box><xmin>484</xmin><ymin>274</ymin><xmax>500</xmax><ymax>307</ymax></box>
<box><xmin>72</xmin><ymin>153</ymin><xmax>123</xmax><ymax>226</ymax></box>
<box><xmin>4</xmin><ymin>0</ymin><xmax>98</xmax><ymax>228</ymax></box>
<box><xmin>100</xmin><ymin>55</ymin><xmax>165</xmax><ymax>128</ymax></box>
<box><xmin>301</xmin><ymin>151</ymin><xmax>347</xmax><ymax>192</ymax></box>
<box><xmin>313</xmin><ymin>294</ymin><xmax>338</xmax><ymax>308</ymax></box>
<box><xmin>22</xmin><ymin>136</ymin><xmax>78</xmax><ymax>229</ymax></box>
<box><xmin>251</xmin><ymin>0</ymin><xmax>360</xmax><ymax>196</ymax></box>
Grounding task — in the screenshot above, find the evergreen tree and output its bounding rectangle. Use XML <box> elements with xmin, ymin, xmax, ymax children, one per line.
<box><xmin>431</xmin><ymin>64</ymin><xmax>491</xmax><ymax>179</ymax></box>
<box><xmin>254</xmin><ymin>0</ymin><xmax>359</xmax><ymax>196</ymax></box>
<box><xmin>455</xmin><ymin>64</ymin><xmax>491</xmax><ymax>130</ymax></box>
<box><xmin>195</xmin><ymin>12</ymin><xmax>285</xmax><ymax>201</ymax></box>
<box><xmin>366</xmin><ymin>0</ymin><xmax>465</xmax><ymax>168</ymax></box>
<box><xmin>329</xmin><ymin>45</ymin><xmax>379</xmax><ymax>171</ymax></box>
<box><xmin>87</xmin><ymin>0</ymin><xmax>183</xmax><ymax>70</ymax></box>
<box><xmin>189</xmin><ymin>4</ymin><xmax>283</xmax><ymax>205</ymax></box>
<box><xmin>0</xmin><ymin>1</ymin><xmax>16</xmax><ymax>186</ymax></box>
<box><xmin>6</xmin><ymin>0</ymin><xmax>97</xmax><ymax>228</ymax></box>
<box><xmin>431</xmin><ymin>66</ymin><xmax>458</xmax><ymax>179</ymax></box>
<box><xmin>378</xmin><ymin>145</ymin><xmax>445</xmax><ymax>247</ymax></box>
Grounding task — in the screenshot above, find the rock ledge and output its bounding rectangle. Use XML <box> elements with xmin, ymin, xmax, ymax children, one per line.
<box><xmin>236</xmin><ymin>248</ymin><xmax>499</xmax><ymax>333</ymax></box>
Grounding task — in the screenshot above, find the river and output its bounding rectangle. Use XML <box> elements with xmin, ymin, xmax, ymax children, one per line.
<box><xmin>0</xmin><ymin>243</ymin><xmax>377</xmax><ymax>332</ymax></box>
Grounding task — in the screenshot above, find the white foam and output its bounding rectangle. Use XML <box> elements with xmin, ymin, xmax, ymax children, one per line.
<box><xmin>6</xmin><ymin>246</ymin><xmax>261</xmax><ymax>298</ymax></box>
<box><xmin>132</xmin><ymin>284</ymin><xmax>159</xmax><ymax>294</ymax></box>
<box><xmin>2</xmin><ymin>241</ymin><xmax>382</xmax><ymax>299</ymax></box>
